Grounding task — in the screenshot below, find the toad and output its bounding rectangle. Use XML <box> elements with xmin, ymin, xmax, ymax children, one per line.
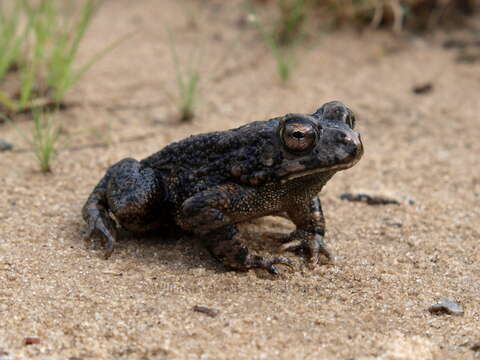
<box><xmin>82</xmin><ymin>101</ymin><xmax>363</xmax><ymax>274</ymax></box>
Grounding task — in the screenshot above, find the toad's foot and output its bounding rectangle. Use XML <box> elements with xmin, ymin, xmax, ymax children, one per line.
<box><xmin>203</xmin><ymin>224</ymin><xmax>294</xmax><ymax>275</ymax></box>
<box><xmin>84</xmin><ymin>208</ymin><xmax>117</xmax><ymax>259</ymax></box>
<box><xmin>276</xmin><ymin>230</ymin><xmax>332</xmax><ymax>267</ymax></box>
<box><xmin>244</xmin><ymin>254</ymin><xmax>294</xmax><ymax>275</ymax></box>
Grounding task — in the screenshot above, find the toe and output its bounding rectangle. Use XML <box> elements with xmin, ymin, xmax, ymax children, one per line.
<box><xmin>263</xmin><ymin>232</ymin><xmax>290</xmax><ymax>243</ymax></box>
<box><xmin>85</xmin><ymin>215</ymin><xmax>117</xmax><ymax>258</ymax></box>
<box><xmin>312</xmin><ymin>236</ymin><xmax>332</xmax><ymax>261</ymax></box>
<box><xmin>104</xmin><ymin>236</ymin><xmax>115</xmax><ymax>259</ymax></box>
<box><xmin>319</xmin><ymin>245</ymin><xmax>332</xmax><ymax>260</ymax></box>
<box><xmin>279</xmin><ymin>240</ymin><xmax>303</xmax><ymax>252</ymax></box>
<box><xmin>306</xmin><ymin>237</ymin><xmax>332</xmax><ymax>267</ymax></box>
<box><xmin>267</xmin><ymin>264</ymin><xmax>279</xmax><ymax>275</ymax></box>
<box><xmin>246</xmin><ymin>255</ymin><xmax>294</xmax><ymax>274</ymax></box>
<box><xmin>272</xmin><ymin>256</ymin><xmax>295</xmax><ymax>271</ymax></box>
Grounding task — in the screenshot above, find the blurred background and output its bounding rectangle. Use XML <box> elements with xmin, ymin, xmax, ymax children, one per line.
<box><xmin>1</xmin><ymin>1</ymin><xmax>480</xmax><ymax>359</ymax></box>
<box><xmin>0</xmin><ymin>0</ymin><xmax>479</xmax><ymax>169</ymax></box>
<box><xmin>0</xmin><ymin>0</ymin><xmax>478</xmax><ymax>137</ymax></box>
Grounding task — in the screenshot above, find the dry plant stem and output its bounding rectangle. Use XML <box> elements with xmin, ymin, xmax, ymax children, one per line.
<box><xmin>390</xmin><ymin>0</ymin><xmax>404</xmax><ymax>33</ymax></box>
<box><xmin>370</xmin><ymin>0</ymin><xmax>384</xmax><ymax>29</ymax></box>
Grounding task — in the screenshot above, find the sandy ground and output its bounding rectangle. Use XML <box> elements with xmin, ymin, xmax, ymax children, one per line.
<box><xmin>1</xmin><ymin>1</ymin><xmax>480</xmax><ymax>359</ymax></box>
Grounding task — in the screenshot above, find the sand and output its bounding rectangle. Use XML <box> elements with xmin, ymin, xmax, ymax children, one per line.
<box><xmin>1</xmin><ymin>1</ymin><xmax>479</xmax><ymax>359</ymax></box>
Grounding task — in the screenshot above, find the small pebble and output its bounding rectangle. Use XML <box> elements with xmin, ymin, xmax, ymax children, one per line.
<box><xmin>413</xmin><ymin>83</ymin><xmax>433</xmax><ymax>95</ymax></box>
<box><xmin>339</xmin><ymin>192</ymin><xmax>399</xmax><ymax>205</ymax></box>
<box><xmin>192</xmin><ymin>305</ymin><xmax>220</xmax><ymax>318</ymax></box>
<box><xmin>470</xmin><ymin>343</ymin><xmax>480</xmax><ymax>352</ymax></box>
<box><xmin>443</xmin><ymin>39</ymin><xmax>469</xmax><ymax>49</ymax></box>
<box><xmin>443</xmin><ymin>39</ymin><xmax>480</xmax><ymax>49</ymax></box>
<box><xmin>24</xmin><ymin>336</ymin><xmax>41</xmax><ymax>345</ymax></box>
<box><xmin>456</xmin><ymin>51</ymin><xmax>480</xmax><ymax>64</ymax></box>
<box><xmin>383</xmin><ymin>217</ymin><xmax>403</xmax><ymax>227</ymax></box>
<box><xmin>428</xmin><ymin>298</ymin><xmax>464</xmax><ymax>316</ymax></box>
<box><xmin>0</xmin><ymin>140</ymin><xmax>13</xmax><ymax>152</ymax></box>
<box><xmin>0</xmin><ymin>350</ymin><xmax>12</xmax><ymax>360</ymax></box>
<box><xmin>340</xmin><ymin>192</ymin><xmax>414</xmax><ymax>206</ymax></box>
<box><xmin>460</xmin><ymin>341</ymin><xmax>480</xmax><ymax>352</ymax></box>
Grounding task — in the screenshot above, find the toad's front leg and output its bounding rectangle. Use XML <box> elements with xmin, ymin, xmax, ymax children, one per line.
<box><xmin>280</xmin><ymin>196</ymin><xmax>332</xmax><ymax>267</ymax></box>
<box><xmin>177</xmin><ymin>184</ymin><xmax>292</xmax><ymax>274</ymax></box>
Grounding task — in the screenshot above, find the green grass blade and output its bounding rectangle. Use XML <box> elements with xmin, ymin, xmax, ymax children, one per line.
<box><xmin>0</xmin><ymin>91</ymin><xmax>19</xmax><ymax>112</ymax></box>
<box><xmin>0</xmin><ymin>1</ymin><xmax>28</xmax><ymax>81</ymax></box>
<box><xmin>166</xmin><ymin>27</ymin><xmax>186</xmax><ymax>101</ymax></box>
<box><xmin>19</xmin><ymin>62</ymin><xmax>36</xmax><ymax>110</ymax></box>
<box><xmin>66</xmin><ymin>0</ymin><xmax>96</xmax><ymax>61</ymax></box>
<box><xmin>31</xmin><ymin>109</ymin><xmax>59</xmax><ymax>173</ymax></box>
<box><xmin>166</xmin><ymin>26</ymin><xmax>202</xmax><ymax>121</ymax></box>
<box><xmin>49</xmin><ymin>0</ymin><xmax>96</xmax><ymax>96</ymax></box>
<box><xmin>58</xmin><ymin>31</ymin><xmax>135</xmax><ymax>100</ymax></box>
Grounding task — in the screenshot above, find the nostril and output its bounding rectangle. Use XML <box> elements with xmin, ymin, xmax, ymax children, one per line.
<box><xmin>335</xmin><ymin>131</ymin><xmax>351</xmax><ymax>144</ymax></box>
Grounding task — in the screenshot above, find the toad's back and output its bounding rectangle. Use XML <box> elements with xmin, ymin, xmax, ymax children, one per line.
<box><xmin>140</xmin><ymin>119</ymin><xmax>284</xmax><ymax>201</ymax></box>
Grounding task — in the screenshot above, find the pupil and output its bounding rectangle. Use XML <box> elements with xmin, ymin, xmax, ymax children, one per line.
<box><xmin>292</xmin><ymin>131</ymin><xmax>304</xmax><ymax>138</ymax></box>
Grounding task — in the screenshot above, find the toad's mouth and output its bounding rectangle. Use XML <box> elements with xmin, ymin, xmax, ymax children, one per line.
<box><xmin>276</xmin><ymin>150</ymin><xmax>363</xmax><ymax>183</ymax></box>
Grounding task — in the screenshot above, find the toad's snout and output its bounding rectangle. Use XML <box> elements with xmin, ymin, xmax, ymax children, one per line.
<box><xmin>332</xmin><ymin>128</ymin><xmax>363</xmax><ymax>159</ymax></box>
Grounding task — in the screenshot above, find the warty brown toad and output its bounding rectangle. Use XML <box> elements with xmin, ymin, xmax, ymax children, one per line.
<box><xmin>82</xmin><ymin>101</ymin><xmax>363</xmax><ymax>274</ymax></box>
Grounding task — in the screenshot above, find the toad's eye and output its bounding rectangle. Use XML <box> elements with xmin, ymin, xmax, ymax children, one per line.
<box><xmin>281</xmin><ymin>119</ymin><xmax>318</xmax><ymax>153</ymax></box>
<box><xmin>346</xmin><ymin>111</ymin><xmax>356</xmax><ymax>129</ymax></box>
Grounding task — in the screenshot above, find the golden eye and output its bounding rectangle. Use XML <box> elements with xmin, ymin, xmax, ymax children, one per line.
<box><xmin>281</xmin><ymin>119</ymin><xmax>318</xmax><ymax>153</ymax></box>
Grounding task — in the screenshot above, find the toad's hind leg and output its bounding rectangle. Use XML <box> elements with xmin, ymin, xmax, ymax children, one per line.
<box><xmin>82</xmin><ymin>158</ymin><xmax>168</xmax><ymax>258</ymax></box>
<box><xmin>177</xmin><ymin>185</ymin><xmax>293</xmax><ymax>274</ymax></box>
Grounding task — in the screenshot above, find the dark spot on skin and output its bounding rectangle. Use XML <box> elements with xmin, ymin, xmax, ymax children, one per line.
<box><xmin>234</xmin><ymin>247</ymin><xmax>249</xmax><ymax>263</ymax></box>
<box><xmin>249</xmin><ymin>177</ymin><xmax>260</xmax><ymax>186</ymax></box>
<box><xmin>230</xmin><ymin>166</ymin><xmax>242</xmax><ymax>177</ymax></box>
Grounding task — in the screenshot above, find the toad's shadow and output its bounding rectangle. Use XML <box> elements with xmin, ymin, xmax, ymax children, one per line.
<box><xmin>77</xmin><ymin>216</ymin><xmax>296</xmax><ymax>274</ymax></box>
<box><xmin>105</xmin><ymin>227</ymin><xmax>222</xmax><ymax>273</ymax></box>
